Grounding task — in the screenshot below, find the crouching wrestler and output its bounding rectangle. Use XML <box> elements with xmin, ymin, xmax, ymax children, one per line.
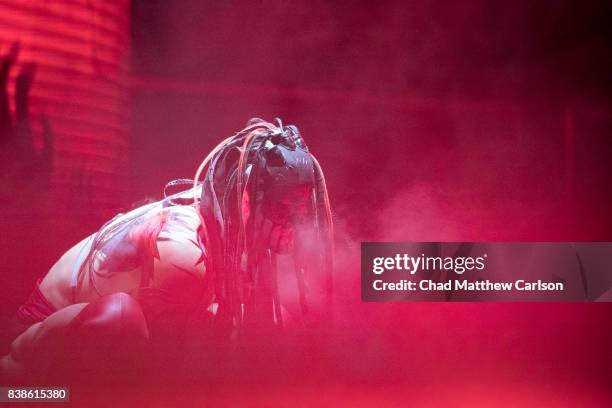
<box><xmin>1</xmin><ymin>118</ymin><xmax>334</xmax><ymax>381</ymax></box>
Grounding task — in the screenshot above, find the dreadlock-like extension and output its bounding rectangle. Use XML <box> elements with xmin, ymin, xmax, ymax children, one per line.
<box><xmin>193</xmin><ymin>118</ymin><xmax>334</xmax><ymax>336</ymax></box>
<box><xmin>312</xmin><ymin>154</ymin><xmax>335</xmax><ymax>311</ymax></box>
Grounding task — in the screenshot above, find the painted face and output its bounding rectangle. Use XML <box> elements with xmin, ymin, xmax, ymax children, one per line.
<box><xmin>258</xmin><ymin>185</ymin><xmax>311</xmax><ymax>254</ymax></box>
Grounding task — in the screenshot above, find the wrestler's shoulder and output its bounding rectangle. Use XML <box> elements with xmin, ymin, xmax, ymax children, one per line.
<box><xmin>154</xmin><ymin>205</ymin><xmax>206</xmax><ymax>277</ymax></box>
<box><xmin>156</xmin><ymin>205</ymin><xmax>201</xmax><ymax>239</ymax></box>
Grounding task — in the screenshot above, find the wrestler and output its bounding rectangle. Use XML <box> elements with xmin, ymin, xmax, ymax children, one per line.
<box><xmin>1</xmin><ymin>118</ymin><xmax>333</xmax><ymax>379</ymax></box>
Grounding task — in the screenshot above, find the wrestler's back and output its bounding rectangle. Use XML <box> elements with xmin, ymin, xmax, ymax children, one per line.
<box><xmin>39</xmin><ymin>204</ymin><xmax>206</xmax><ymax>310</ymax></box>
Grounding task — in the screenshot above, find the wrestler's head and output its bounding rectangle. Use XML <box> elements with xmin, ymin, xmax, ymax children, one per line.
<box><xmin>253</xmin><ymin>138</ymin><xmax>314</xmax><ymax>254</ymax></box>
<box><xmin>194</xmin><ymin>118</ymin><xmax>333</xmax><ymax>329</ymax></box>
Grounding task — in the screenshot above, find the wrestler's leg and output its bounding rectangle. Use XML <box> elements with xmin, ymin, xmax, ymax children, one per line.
<box><xmin>1</xmin><ymin>303</ymin><xmax>87</xmax><ymax>379</ymax></box>
<box><xmin>1</xmin><ymin>293</ymin><xmax>149</xmax><ymax>382</ymax></box>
